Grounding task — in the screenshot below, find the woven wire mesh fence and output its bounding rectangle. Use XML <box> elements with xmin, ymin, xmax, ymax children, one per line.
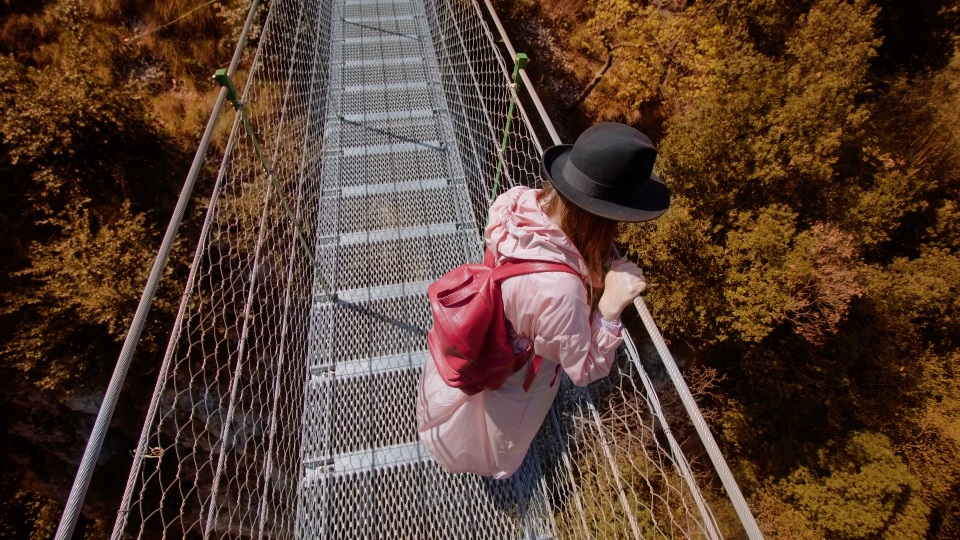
<box><xmin>424</xmin><ymin>0</ymin><xmax>546</xmax><ymax>226</ymax></box>
<box><xmin>112</xmin><ymin>0</ymin><xmax>334</xmax><ymax>536</ymax></box>
<box><xmin>109</xmin><ymin>0</ymin><xmax>729</xmax><ymax>537</ymax></box>
<box><xmin>536</xmin><ymin>345</ymin><xmax>724</xmax><ymax>540</ymax></box>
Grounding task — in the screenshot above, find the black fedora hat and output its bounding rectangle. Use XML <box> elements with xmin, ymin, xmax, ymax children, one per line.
<box><xmin>542</xmin><ymin>122</ymin><xmax>670</xmax><ymax>222</ymax></box>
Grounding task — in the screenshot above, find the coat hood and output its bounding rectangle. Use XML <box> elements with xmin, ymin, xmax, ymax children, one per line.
<box><xmin>484</xmin><ymin>186</ymin><xmax>598</xmax><ymax>287</ymax></box>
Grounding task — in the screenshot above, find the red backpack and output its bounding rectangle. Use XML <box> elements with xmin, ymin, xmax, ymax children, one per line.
<box><xmin>426</xmin><ymin>250</ymin><xmax>579</xmax><ymax>395</ymax></box>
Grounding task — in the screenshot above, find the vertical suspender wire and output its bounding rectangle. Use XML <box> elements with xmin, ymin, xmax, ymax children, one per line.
<box><xmin>476</xmin><ymin>0</ymin><xmax>764</xmax><ymax>537</ymax></box>
<box><xmin>201</xmin><ymin>1</ymin><xmax>312</xmax><ymax>536</ymax></box>
<box><xmin>490</xmin><ymin>53</ymin><xmax>526</xmax><ymax>201</ymax></box>
<box><xmin>54</xmin><ymin>2</ymin><xmax>266</xmax><ymax>539</ymax></box>
<box><xmin>633</xmin><ymin>298</ymin><xmax>764</xmax><ymax>539</ymax></box>
<box><xmin>621</xmin><ymin>328</ymin><xmax>722</xmax><ymax>540</ymax></box>
<box><xmin>215</xmin><ymin>67</ymin><xmax>334</xmax><ymax>299</ymax></box>
<box><xmin>581</xmin><ymin>389</ymin><xmax>644</xmax><ymax>540</ymax></box>
<box><xmin>255</xmin><ymin>3</ymin><xmax>329</xmax><ymax>536</ymax></box>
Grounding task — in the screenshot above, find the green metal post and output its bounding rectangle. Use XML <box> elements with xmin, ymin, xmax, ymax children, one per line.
<box><xmin>491</xmin><ymin>53</ymin><xmax>528</xmax><ymax>203</ymax></box>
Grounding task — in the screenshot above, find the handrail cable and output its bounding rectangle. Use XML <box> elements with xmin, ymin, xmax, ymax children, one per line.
<box><xmin>632</xmin><ymin>297</ymin><xmax>765</xmax><ymax>539</ymax></box>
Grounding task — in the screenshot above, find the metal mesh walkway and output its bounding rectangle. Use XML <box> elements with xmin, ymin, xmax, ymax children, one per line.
<box><xmin>298</xmin><ymin>0</ymin><xmax>534</xmax><ymax>535</ymax></box>
<box><xmin>57</xmin><ymin>0</ymin><xmax>762</xmax><ymax>538</ymax></box>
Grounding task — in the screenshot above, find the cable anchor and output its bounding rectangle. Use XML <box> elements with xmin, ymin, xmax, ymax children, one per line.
<box><xmin>214</xmin><ymin>69</ymin><xmax>336</xmax><ymax>301</ymax></box>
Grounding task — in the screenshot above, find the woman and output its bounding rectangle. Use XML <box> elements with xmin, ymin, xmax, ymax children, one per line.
<box><xmin>416</xmin><ymin>122</ymin><xmax>670</xmax><ymax>479</ymax></box>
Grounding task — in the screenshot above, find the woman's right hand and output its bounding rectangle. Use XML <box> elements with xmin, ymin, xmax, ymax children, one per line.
<box><xmin>597</xmin><ymin>258</ymin><xmax>647</xmax><ymax>322</ymax></box>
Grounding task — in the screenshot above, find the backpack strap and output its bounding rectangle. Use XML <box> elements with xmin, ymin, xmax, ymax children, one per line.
<box><xmin>485</xmin><ymin>248</ymin><xmax>580</xmax><ymax>277</ymax></box>
<box><xmin>492</xmin><ymin>261</ymin><xmax>579</xmax><ymax>282</ymax></box>
<box><xmin>485</xmin><ymin>248</ymin><xmax>580</xmax><ymax>282</ymax></box>
<box><xmin>484</xmin><ymin>249</ymin><xmax>581</xmax><ymax>393</ymax></box>
<box><xmin>523</xmin><ymin>354</ymin><xmax>543</xmax><ymax>392</ymax></box>
<box><xmin>484</xmin><ymin>250</ymin><xmax>580</xmax><ymax>392</ymax></box>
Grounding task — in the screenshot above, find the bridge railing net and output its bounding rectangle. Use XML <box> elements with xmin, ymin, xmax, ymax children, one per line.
<box><xmin>113</xmin><ymin>0</ymin><xmax>334</xmax><ymax>537</ymax></box>
<box><xmin>422</xmin><ymin>0</ymin><xmax>546</xmax><ymax>225</ymax></box>
<box><xmin>112</xmin><ymin>0</ymin><xmax>726</xmax><ymax>537</ymax></box>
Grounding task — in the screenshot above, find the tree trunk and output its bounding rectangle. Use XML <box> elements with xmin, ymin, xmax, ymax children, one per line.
<box><xmin>567</xmin><ymin>46</ymin><xmax>614</xmax><ymax>114</ymax></box>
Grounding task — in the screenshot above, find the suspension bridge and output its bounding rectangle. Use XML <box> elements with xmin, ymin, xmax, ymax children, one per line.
<box><xmin>57</xmin><ymin>0</ymin><xmax>763</xmax><ymax>538</ymax></box>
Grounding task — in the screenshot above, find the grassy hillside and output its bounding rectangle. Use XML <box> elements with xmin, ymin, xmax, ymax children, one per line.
<box><xmin>0</xmin><ymin>0</ymin><xmax>252</xmax><ymax>536</ymax></box>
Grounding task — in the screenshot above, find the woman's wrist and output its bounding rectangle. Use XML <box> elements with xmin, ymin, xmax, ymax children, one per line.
<box><xmin>596</xmin><ymin>297</ymin><xmax>622</xmax><ymax>324</ymax></box>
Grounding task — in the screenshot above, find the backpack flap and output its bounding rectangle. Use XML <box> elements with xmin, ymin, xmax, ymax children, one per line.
<box><xmin>427</xmin><ymin>262</ymin><xmax>514</xmax><ymax>395</ymax></box>
<box><xmin>427</xmin><ymin>252</ymin><xmax>579</xmax><ymax>395</ymax></box>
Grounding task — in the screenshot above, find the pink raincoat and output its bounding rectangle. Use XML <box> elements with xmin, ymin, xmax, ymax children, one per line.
<box><xmin>416</xmin><ymin>186</ymin><xmax>624</xmax><ymax>479</ymax></box>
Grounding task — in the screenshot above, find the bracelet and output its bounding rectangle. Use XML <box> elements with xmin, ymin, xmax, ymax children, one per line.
<box><xmin>598</xmin><ymin>312</ymin><xmax>621</xmax><ymax>326</ymax></box>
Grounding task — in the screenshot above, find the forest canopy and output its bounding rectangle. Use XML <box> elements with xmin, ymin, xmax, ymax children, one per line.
<box><xmin>0</xmin><ymin>0</ymin><xmax>248</xmax><ymax>536</ymax></box>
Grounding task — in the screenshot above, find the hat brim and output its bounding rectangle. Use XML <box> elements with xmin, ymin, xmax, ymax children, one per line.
<box><xmin>541</xmin><ymin>144</ymin><xmax>670</xmax><ymax>222</ymax></box>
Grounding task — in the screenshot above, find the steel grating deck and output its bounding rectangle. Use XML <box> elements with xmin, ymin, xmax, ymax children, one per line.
<box><xmin>296</xmin><ymin>0</ymin><xmax>556</xmax><ymax>537</ymax></box>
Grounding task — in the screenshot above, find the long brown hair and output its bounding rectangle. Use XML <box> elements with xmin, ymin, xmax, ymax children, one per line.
<box><xmin>539</xmin><ymin>182</ymin><xmax>618</xmax><ymax>287</ymax></box>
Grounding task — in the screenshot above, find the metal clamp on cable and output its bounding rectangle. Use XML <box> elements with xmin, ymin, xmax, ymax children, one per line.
<box><xmin>492</xmin><ymin>53</ymin><xmax>529</xmax><ymax>203</ymax></box>
<box><xmin>214</xmin><ymin>68</ymin><xmax>244</xmax><ymax>109</ymax></box>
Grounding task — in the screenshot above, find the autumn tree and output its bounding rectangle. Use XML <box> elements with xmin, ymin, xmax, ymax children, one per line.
<box><xmin>0</xmin><ymin>1</ymin><xmax>204</xmax><ymax>535</ymax></box>
<box><xmin>756</xmin><ymin>432</ymin><xmax>930</xmax><ymax>538</ymax></box>
<box><xmin>613</xmin><ymin>0</ymin><xmax>960</xmax><ymax>534</ymax></box>
<box><xmin>569</xmin><ymin>0</ymin><xmax>732</xmax><ymax>132</ymax></box>
<box><xmin>0</xmin><ymin>41</ymin><xmax>188</xmax><ymax>391</ymax></box>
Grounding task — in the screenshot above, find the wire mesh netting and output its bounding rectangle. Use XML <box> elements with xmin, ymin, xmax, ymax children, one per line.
<box><xmin>112</xmin><ymin>0</ymin><xmax>730</xmax><ymax>538</ymax></box>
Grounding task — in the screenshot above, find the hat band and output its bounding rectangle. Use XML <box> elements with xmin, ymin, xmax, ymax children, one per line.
<box><xmin>562</xmin><ymin>158</ymin><xmax>648</xmax><ymax>201</ymax></box>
